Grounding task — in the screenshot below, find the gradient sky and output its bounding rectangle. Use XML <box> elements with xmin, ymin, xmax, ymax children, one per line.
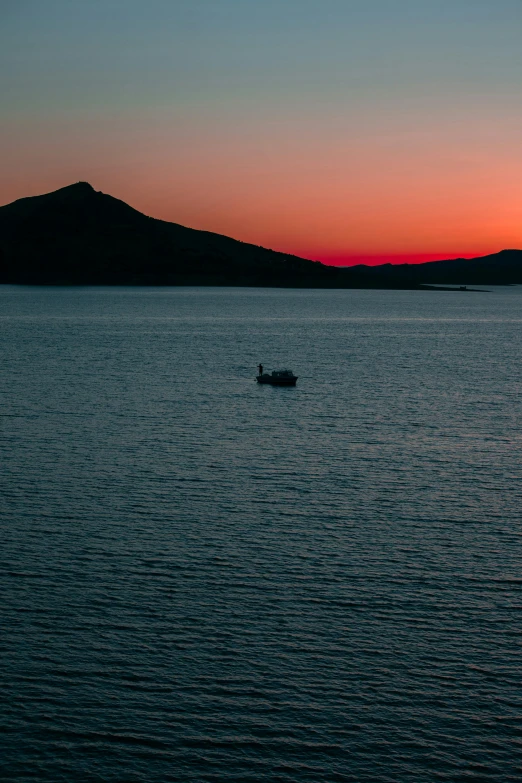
<box><xmin>1</xmin><ymin>0</ymin><xmax>521</xmax><ymax>264</ymax></box>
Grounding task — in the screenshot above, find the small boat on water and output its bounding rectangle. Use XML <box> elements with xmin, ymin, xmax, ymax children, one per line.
<box><xmin>256</xmin><ymin>368</ymin><xmax>298</xmax><ymax>386</ymax></box>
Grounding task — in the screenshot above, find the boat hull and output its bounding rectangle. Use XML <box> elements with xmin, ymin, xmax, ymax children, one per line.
<box><xmin>256</xmin><ymin>376</ymin><xmax>297</xmax><ymax>386</ymax></box>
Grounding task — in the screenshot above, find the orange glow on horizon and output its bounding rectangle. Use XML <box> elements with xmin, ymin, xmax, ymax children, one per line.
<box><xmin>1</xmin><ymin>106</ymin><xmax>521</xmax><ymax>266</ymax></box>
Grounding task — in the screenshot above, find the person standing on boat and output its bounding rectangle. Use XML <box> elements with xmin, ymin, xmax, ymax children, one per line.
<box><xmin>258</xmin><ymin>363</ymin><xmax>263</xmax><ymax>376</ymax></box>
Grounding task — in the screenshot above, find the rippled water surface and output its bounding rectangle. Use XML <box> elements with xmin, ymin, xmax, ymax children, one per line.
<box><xmin>2</xmin><ymin>286</ymin><xmax>522</xmax><ymax>782</ymax></box>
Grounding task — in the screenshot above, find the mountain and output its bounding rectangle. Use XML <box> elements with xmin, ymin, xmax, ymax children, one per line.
<box><xmin>341</xmin><ymin>249</ymin><xmax>522</xmax><ymax>286</ymax></box>
<box><xmin>0</xmin><ymin>183</ymin><xmax>520</xmax><ymax>286</ymax></box>
<box><xmin>0</xmin><ymin>182</ymin><xmax>339</xmax><ymax>286</ymax></box>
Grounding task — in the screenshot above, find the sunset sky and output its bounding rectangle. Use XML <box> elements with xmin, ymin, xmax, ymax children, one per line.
<box><xmin>2</xmin><ymin>0</ymin><xmax>521</xmax><ymax>265</ymax></box>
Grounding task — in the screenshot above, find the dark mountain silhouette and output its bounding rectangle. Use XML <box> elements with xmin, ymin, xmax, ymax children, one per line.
<box><xmin>0</xmin><ymin>183</ymin><xmax>520</xmax><ymax>287</ymax></box>
<box><xmin>0</xmin><ymin>182</ymin><xmax>339</xmax><ymax>286</ymax></box>
<box><xmin>341</xmin><ymin>250</ymin><xmax>522</xmax><ymax>286</ymax></box>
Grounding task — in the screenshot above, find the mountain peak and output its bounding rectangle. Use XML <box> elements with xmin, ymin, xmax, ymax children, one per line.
<box><xmin>49</xmin><ymin>181</ymin><xmax>97</xmax><ymax>198</ymax></box>
<box><xmin>0</xmin><ymin>181</ymin><xmax>333</xmax><ymax>286</ymax></box>
<box><xmin>69</xmin><ymin>181</ymin><xmax>95</xmax><ymax>192</ymax></box>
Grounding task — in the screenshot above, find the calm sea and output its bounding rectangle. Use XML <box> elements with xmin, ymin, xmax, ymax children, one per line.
<box><xmin>1</xmin><ymin>286</ymin><xmax>522</xmax><ymax>782</ymax></box>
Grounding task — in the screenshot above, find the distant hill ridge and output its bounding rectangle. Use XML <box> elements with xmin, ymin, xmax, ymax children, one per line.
<box><xmin>342</xmin><ymin>248</ymin><xmax>522</xmax><ymax>286</ymax></box>
<box><xmin>0</xmin><ymin>183</ymin><xmax>520</xmax><ymax>286</ymax></box>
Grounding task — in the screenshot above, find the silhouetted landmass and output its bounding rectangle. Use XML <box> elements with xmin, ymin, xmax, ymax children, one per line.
<box><xmin>0</xmin><ymin>183</ymin><xmax>520</xmax><ymax>287</ymax></box>
<box><xmin>341</xmin><ymin>250</ymin><xmax>522</xmax><ymax>286</ymax></box>
<box><xmin>0</xmin><ymin>183</ymin><xmax>338</xmax><ymax>287</ymax></box>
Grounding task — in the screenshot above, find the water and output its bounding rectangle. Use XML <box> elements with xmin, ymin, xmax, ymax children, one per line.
<box><xmin>1</xmin><ymin>285</ymin><xmax>522</xmax><ymax>782</ymax></box>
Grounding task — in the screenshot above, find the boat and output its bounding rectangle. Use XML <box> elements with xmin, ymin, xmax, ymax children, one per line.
<box><xmin>256</xmin><ymin>369</ymin><xmax>298</xmax><ymax>386</ymax></box>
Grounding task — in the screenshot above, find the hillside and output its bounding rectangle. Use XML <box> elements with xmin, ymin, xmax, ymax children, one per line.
<box><xmin>0</xmin><ymin>183</ymin><xmax>338</xmax><ymax>286</ymax></box>
<box><xmin>341</xmin><ymin>250</ymin><xmax>522</xmax><ymax>286</ymax></box>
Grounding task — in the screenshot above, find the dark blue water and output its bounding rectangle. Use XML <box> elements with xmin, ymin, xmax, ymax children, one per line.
<box><xmin>2</xmin><ymin>286</ymin><xmax>522</xmax><ymax>782</ymax></box>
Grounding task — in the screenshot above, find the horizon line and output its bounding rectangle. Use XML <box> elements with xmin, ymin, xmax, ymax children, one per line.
<box><xmin>315</xmin><ymin>250</ymin><xmax>518</xmax><ymax>267</ymax></box>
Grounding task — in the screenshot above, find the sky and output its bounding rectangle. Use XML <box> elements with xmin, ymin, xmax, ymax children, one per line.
<box><xmin>1</xmin><ymin>0</ymin><xmax>521</xmax><ymax>265</ymax></box>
